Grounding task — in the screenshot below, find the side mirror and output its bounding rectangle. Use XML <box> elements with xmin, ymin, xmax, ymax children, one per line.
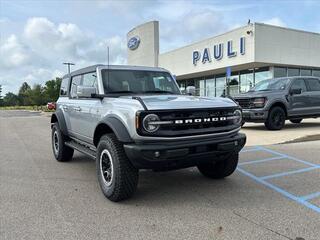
<box><xmin>77</xmin><ymin>86</ymin><xmax>96</xmax><ymax>98</ymax></box>
<box><xmin>186</xmin><ymin>86</ymin><xmax>196</xmax><ymax>96</ymax></box>
<box><xmin>290</xmin><ymin>88</ymin><xmax>302</xmax><ymax>95</ymax></box>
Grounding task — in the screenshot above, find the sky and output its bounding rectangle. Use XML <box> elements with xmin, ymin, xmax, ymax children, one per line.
<box><xmin>1</xmin><ymin>0</ymin><xmax>320</xmax><ymax>94</ymax></box>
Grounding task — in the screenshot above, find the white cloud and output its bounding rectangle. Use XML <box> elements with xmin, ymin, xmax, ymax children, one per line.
<box><xmin>262</xmin><ymin>17</ymin><xmax>287</xmax><ymax>27</ymax></box>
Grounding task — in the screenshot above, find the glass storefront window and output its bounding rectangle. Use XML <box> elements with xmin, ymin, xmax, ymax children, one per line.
<box><xmin>313</xmin><ymin>70</ymin><xmax>320</xmax><ymax>77</ymax></box>
<box><xmin>240</xmin><ymin>70</ymin><xmax>254</xmax><ymax>93</ymax></box>
<box><xmin>274</xmin><ymin>67</ymin><xmax>287</xmax><ymax>78</ymax></box>
<box><xmin>301</xmin><ymin>69</ymin><xmax>312</xmax><ymax>76</ymax></box>
<box><xmin>205</xmin><ymin>77</ymin><xmax>215</xmax><ymax>97</ymax></box>
<box><xmin>228</xmin><ymin>73</ymin><xmax>239</xmax><ymax>96</ymax></box>
<box><xmin>216</xmin><ymin>75</ymin><xmax>226</xmax><ymax>97</ymax></box>
<box><xmin>199</xmin><ymin>79</ymin><xmax>206</xmax><ymax>96</ymax></box>
<box><xmin>288</xmin><ymin>68</ymin><xmax>300</xmax><ymax>77</ymax></box>
<box><xmin>255</xmin><ymin>67</ymin><xmax>272</xmax><ymax>84</ymax></box>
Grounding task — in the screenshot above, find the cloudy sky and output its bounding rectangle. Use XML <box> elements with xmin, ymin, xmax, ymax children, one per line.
<box><xmin>1</xmin><ymin>0</ymin><xmax>320</xmax><ymax>94</ymax></box>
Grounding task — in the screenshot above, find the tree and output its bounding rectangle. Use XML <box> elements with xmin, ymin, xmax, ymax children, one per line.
<box><xmin>18</xmin><ymin>82</ymin><xmax>32</xmax><ymax>106</ymax></box>
<box><xmin>0</xmin><ymin>85</ymin><xmax>3</xmax><ymax>106</ymax></box>
<box><xmin>29</xmin><ymin>84</ymin><xmax>46</xmax><ymax>106</ymax></box>
<box><xmin>3</xmin><ymin>92</ymin><xmax>20</xmax><ymax>106</ymax></box>
<box><xmin>44</xmin><ymin>77</ymin><xmax>62</xmax><ymax>102</ymax></box>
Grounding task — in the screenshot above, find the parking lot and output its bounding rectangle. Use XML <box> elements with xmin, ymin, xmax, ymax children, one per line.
<box><xmin>1</xmin><ymin>110</ymin><xmax>320</xmax><ymax>240</ymax></box>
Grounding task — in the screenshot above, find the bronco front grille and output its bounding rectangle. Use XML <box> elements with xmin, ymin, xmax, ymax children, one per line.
<box><xmin>137</xmin><ymin>108</ymin><xmax>239</xmax><ymax>137</ymax></box>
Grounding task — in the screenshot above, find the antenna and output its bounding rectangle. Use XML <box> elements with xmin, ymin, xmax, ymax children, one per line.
<box><xmin>107</xmin><ymin>46</ymin><xmax>110</xmax><ymax>85</ymax></box>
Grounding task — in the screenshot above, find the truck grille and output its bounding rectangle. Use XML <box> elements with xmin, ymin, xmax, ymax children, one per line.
<box><xmin>235</xmin><ymin>98</ymin><xmax>251</xmax><ymax>109</ymax></box>
<box><xmin>137</xmin><ymin>108</ymin><xmax>239</xmax><ymax>137</ymax></box>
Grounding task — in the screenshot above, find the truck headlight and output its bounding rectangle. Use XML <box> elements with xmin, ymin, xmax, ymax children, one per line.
<box><xmin>233</xmin><ymin>109</ymin><xmax>242</xmax><ymax>125</ymax></box>
<box><xmin>252</xmin><ymin>97</ymin><xmax>266</xmax><ymax>108</ymax></box>
<box><xmin>143</xmin><ymin>114</ymin><xmax>160</xmax><ymax>132</ymax></box>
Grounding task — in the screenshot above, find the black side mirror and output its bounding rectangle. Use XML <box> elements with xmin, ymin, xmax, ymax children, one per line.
<box><xmin>290</xmin><ymin>88</ymin><xmax>302</xmax><ymax>95</ymax></box>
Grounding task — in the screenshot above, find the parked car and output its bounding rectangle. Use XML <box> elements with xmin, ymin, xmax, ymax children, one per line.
<box><xmin>47</xmin><ymin>102</ymin><xmax>56</xmax><ymax>110</ymax></box>
<box><xmin>234</xmin><ymin>76</ymin><xmax>320</xmax><ymax>130</ymax></box>
<box><xmin>50</xmin><ymin>64</ymin><xmax>246</xmax><ymax>201</ymax></box>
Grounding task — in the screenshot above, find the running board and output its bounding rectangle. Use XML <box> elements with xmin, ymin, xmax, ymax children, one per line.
<box><xmin>65</xmin><ymin>140</ymin><xmax>96</xmax><ymax>160</ymax></box>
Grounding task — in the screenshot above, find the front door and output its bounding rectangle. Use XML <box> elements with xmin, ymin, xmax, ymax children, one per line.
<box><xmin>305</xmin><ymin>78</ymin><xmax>320</xmax><ymax>115</ymax></box>
<box><xmin>287</xmin><ymin>78</ymin><xmax>309</xmax><ymax>116</ymax></box>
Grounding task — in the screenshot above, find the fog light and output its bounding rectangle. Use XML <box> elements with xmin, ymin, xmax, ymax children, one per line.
<box><xmin>154</xmin><ymin>151</ymin><xmax>160</xmax><ymax>158</ymax></box>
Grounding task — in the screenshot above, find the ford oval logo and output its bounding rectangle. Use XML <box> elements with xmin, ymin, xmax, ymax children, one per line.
<box><xmin>127</xmin><ymin>36</ymin><xmax>140</xmax><ymax>50</ymax></box>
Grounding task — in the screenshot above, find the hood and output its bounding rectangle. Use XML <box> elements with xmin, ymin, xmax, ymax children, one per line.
<box><xmin>122</xmin><ymin>95</ymin><xmax>237</xmax><ymax>110</ymax></box>
<box><xmin>234</xmin><ymin>90</ymin><xmax>282</xmax><ymax>99</ymax></box>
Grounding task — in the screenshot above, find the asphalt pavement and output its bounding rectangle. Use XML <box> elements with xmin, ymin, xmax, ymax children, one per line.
<box><xmin>1</xmin><ymin>110</ymin><xmax>320</xmax><ymax>240</ymax></box>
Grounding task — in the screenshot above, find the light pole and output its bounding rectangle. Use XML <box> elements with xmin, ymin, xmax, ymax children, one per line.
<box><xmin>63</xmin><ymin>62</ymin><xmax>75</xmax><ymax>75</ymax></box>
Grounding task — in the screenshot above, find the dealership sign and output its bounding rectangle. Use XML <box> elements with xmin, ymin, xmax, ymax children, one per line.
<box><xmin>193</xmin><ymin>37</ymin><xmax>245</xmax><ymax>65</ymax></box>
<box><xmin>128</xmin><ymin>36</ymin><xmax>141</xmax><ymax>50</ymax></box>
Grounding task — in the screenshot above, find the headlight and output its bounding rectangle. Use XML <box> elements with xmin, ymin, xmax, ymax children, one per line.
<box><xmin>233</xmin><ymin>109</ymin><xmax>242</xmax><ymax>125</ymax></box>
<box><xmin>252</xmin><ymin>97</ymin><xmax>266</xmax><ymax>108</ymax></box>
<box><xmin>143</xmin><ymin>114</ymin><xmax>160</xmax><ymax>132</ymax></box>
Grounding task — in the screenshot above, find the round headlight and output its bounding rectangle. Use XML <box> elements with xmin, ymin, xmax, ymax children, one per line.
<box><xmin>233</xmin><ymin>109</ymin><xmax>242</xmax><ymax>125</ymax></box>
<box><xmin>143</xmin><ymin>114</ymin><xmax>160</xmax><ymax>132</ymax></box>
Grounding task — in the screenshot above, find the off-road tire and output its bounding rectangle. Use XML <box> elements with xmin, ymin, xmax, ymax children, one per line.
<box><xmin>197</xmin><ymin>152</ymin><xmax>239</xmax><ymax>179</ymax></box>
<box><xmin>290</xmin><ymin>119</ymin><xmax>303</xmax><ymax>124</ymax></box>
<box><xmin>51</xmin><ymin>123</ymin><xmax>74</xmax><ymax>162</ymax></box>
<box><xmin>96</xmin><ymin>134</ymin><xmax>139</xmax><ymax>202</ymax></box>
<box><xmin>264</xmin><ymin>106</ymin><xmax>286</xmax><ymax>130</ymax></box>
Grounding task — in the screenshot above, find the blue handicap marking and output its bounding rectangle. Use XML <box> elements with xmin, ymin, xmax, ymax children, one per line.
<box><xmin>238</xmin><ymin>146</ymin><xmax>320</xmax><ymax>214</ymax></box>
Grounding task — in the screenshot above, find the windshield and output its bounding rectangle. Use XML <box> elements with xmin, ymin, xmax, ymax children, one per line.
<box><xmin>250</xmin><ymin>78</ymin><xmax>290</xmax><ymax>92</ymax></box>
<box><xmin>101</xmin><ymin>69</ymin><xmax>180</xmax><ymax>94</ymax></box>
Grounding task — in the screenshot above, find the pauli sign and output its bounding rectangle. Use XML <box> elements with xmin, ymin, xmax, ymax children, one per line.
<box><xmin>193</xmin><ymin>37</ymin><xmax>245</xmax><ymax>65</ymax></box>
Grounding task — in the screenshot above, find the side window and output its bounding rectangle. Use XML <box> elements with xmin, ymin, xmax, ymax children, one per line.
<box><xmin>70</xmin><ymin>75</ymin><xmax>82</xmax><ymax>98</ymax></box>
<box><xmin>60</xmin><ymin>78</ymin><xmax>69</xmax><ymax>96</ymax></box>
<box><xmin>291</xmin><ymin>79</ymin><xmax>307</xmax><ymax>92</ymax></box>
<box><xmin>83</xmin><ymin>72</ymin><xmax>98</xmax><ymax>90</ymax></box>
<box><xmin>305</xmin><ymin>78</ymin><xmax>320</xmax><ymax>91</ymax></box>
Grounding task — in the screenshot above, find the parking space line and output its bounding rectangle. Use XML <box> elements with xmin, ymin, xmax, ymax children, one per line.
<box><xmin>260</xmin><ymin>166</ymin><xmax>320</xmax><ymax>180</ymax></box>
<box><xmin>300</xmin><ymin>192</ymin><xmax>320</xmax><ymax>201</ymax></box>
<box><xmin>241</xmin><ymin>148</ymin><xmax>260</xmax><ymax>153</ymax></box>
<box><xmin>237</xmin><ymin>167</ymin><xmax>320</xmax><ymax>214</ymax></box>
<box><xmin>239</xmin><ymin>156</ymin><xmax>286</xmax><ymax>166</ymax></box>
<box><xmin>257</xmin><ymin>146</ymin><xmax>318</xmax><ymax>167</ymax></box>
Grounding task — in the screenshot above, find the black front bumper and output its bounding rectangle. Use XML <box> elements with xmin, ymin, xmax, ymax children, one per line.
<box><xmin>124</xmin><ymin>133</ymin><xmax>246</xmax><ymax>170</ymax></box>
<box><xmin>242</xmin><ymin>109</ymin><xmax>268</xmax><ymax>122</ymax></box>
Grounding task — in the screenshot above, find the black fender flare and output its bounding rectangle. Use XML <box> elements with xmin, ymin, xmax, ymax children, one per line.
<box><xmin>51</xmin><ymin>109</ymin><xmax>68</xmax><ymax>136</ymax></box>
<box><xmin>94</xmin><ymin>117</ymin><xmax>133</xmax><ymax>144</ymax></box>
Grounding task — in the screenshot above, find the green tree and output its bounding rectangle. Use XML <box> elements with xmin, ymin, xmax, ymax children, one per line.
<box><xmin>3</xmin><ymin>92</ymin><xmax>20</xmax><ymax>106</ymax></box>
<box><xmin>44</xmin><ymin>77</ymin><xmax>62</xmax><ymax>102</ymax></box>
<box><xmin>0</xmin><ymin>85</ymin><xmax>3</xmax><ymax>106</ymax></box>
<box><xmin>30</xmin><ymin>84</ymin><xmax>46</xmax><ymax>106</ymax></box>
<box><xmin>18</xmin><ymin>82</ymin><xmax>32</xmax><ymax>106</ymax></box>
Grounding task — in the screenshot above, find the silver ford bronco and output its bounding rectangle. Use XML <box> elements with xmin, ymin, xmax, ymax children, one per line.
<box><xmin>51</xmin><ymin>64</ymin><xmax>246</xmax><ymax>201</ymax></box>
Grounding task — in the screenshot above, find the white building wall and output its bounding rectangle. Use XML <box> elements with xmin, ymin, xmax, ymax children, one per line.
<box><xmin>158</xmin><ymin>24</ymin><xmax>255</xmax><ymax>77</ymax></box>
<box><xmin>254</xmin><ymin>23</ymin><xmax>320</xmax><ymax>68</ymax></box>
<box><xmin>127</xmin><ymin>21</ymin><xmax>159</xmax><ymax>67</ymax></box>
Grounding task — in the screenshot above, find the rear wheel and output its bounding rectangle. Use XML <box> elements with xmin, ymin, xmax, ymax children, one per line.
<box><xmin>197</xmin><ymin>152</ymin><xmax>239</xmax><ymax>179</ymax></box>
<box><xmin>264</xmin><ymin>106</ymin><xmax>286</xmax><ymax>130</ymax></box>
<box><xmin>290</xmin><ymin>119</ymin><xmax>303</xmax><ymax>124</ymax></box>
<box><xmin>51</xmin><ymin>123</ymin><xmax>74</xmax><ymax>162</ymax></box>
<box><xmin>96</xmin><ymin>134</ymin><xmax>139</xmax><ymax>202</ymax></box>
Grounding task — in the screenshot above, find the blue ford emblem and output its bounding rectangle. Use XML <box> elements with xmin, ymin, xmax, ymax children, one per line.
<box><xmin>127</xmin><ymin>36</ymin><xmax>140</xmax><ymax>50</ymax></box>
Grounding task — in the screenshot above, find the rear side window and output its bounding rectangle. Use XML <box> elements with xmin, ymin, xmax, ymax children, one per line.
<box><xmin>305</xmin><ymin>78</ymin><xmax>320</xmax><ymax>91</ymax></box>
<box><xmin>291</xmin><ymin>79</ymin><xmax>307</xmax><ymax>92</ymax></box>
<box><xmin>60</xmin><ymin>78</ymin><xmax>69</xmax><ymax>96</ymax></box>
<box><xmin>83</xmin><ymin>72</ymin><xmax>98</xmax><ymax>90</ymax></box>
<box><xmin>70</xmin><ymin>75</ymin><xmax>82</xmax><ymax>98</ymax></box>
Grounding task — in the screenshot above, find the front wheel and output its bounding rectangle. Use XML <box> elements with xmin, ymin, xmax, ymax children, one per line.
<box><xmin>197</xmin><ymin>152</ymin><xmax>239</xmax><ymax>179</ymax></box>
<box><xmin>290</xmin><ymin>119</ymin><xmax>303</xmax><ymax>124</ymax></box>
<box><xmin>96</xmin><ymin>134</ymin><xmax>139</xmax><ymax>202</ymax></box>
<box><xmin>51</xmin><ymin>123</ymin><xmax>74</xmax><ymax>162</ymax></box>
<box><xmin>264</xmin><ymin>106</ymin><xmax>286</xmax><ymax>130</ymax></box>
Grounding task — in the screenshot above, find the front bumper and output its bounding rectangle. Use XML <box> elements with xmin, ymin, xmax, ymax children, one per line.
<box><xmin>242</xmin><ymin>109</ymin><xmax>268</xmax><ymax>122</ymax></box>
<box><xmin>124</xmin><ymin>133</ymin><xmax>246</xmax><ymax>170</ymax></box>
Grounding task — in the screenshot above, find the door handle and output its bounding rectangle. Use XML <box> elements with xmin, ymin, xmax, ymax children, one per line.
<box><xmin>73</xmin><ymin>106</ymin><xmax>82</xmax><ymax>112</ymax></box>
<box><xmin>62</xmin><ymin>105</ymin><xmax>68</xmax><ymax>111</ymax></box>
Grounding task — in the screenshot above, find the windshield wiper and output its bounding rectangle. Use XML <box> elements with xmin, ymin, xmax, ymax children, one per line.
<box><xmin>144</xmin><ymin>90</ymin><xmax>175</xmax><ymax>94</ymax></box>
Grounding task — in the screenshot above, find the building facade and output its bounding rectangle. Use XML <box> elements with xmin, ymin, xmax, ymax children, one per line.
<box><xmin>127</xmin><ymin>21</ymin><xmax>320</xmax><ymax>97</ymax></box>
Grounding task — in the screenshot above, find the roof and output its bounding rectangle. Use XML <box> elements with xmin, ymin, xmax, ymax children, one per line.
<box><xmin>62</xmin><ymin>64</ymin><xmax>168</xmax><ymax>78</ymax></box>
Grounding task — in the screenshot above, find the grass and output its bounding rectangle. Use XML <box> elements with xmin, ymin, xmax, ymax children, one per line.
<box><xmin>0</xmin><ymin>105</ymin><xmax>55</xmax><ymax>112</ymax></box>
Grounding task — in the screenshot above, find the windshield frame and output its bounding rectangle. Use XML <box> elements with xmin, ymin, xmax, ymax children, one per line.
<box><xmin>249</xmin><ymin>77</ymin><xmax>291</xmax><ymax>92</ymax></box>
<box><xmin>100</xmin><ymin>68</ymin><xmax>181</xmax><ymax>95</ymax></box>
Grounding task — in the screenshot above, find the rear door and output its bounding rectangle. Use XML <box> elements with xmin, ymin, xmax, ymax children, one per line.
<box><xmin>305</xmin><ymin>78</ymin><xmax>320</xmax><ymax>115</ymax></box>
<box><xmin>57</xmin><ymin>77</ymin><xmax>72</xmax><ymax>131</ymax></box>
<box><xmin>288</xmin><ymin>78</ymin><xmax>309</xmax><ymax>116</ymax></box>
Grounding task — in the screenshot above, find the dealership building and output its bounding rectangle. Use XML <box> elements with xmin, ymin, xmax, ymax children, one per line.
<box><xmin>127</xmin><ymin>21</ymin><xmax>320</xmax><ymax>97</ymax></box>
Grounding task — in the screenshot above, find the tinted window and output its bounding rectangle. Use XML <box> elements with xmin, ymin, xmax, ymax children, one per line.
<box><xmin>305</xmin><ymin>78</ymin><xmax>320</xmax><ymax>91</ymax></box>
<box><xmin>301</xmin><ymin>69</ymin><xmax>312</xmax><ymax>76</ymax></box>
<box><xmin>287</xmin><ymin>68</ymin><xmax>300</xmax><ymax>77</ymax></box>
<box><xmin>70</xmin><ymin>75</ymin><xmax>82</xmax><ymax>98</ymax></box>
<box><xmin>291</xmin><ymin>79</ymin><xmax>307</xmax><ymax>92</ymax></box>
<box><xmin>60</xmin><ymin>78</ymin><xmax>69</xmax><ymax>96</ymax></box>
<box><xmin>274</xmin><ymin>67</ymin><xmax>287</xmax><ymax>78</ymax></box>
<box><xmin>83</xmin><ymin>72</ymin><xmax>98</xmax><ymax>89</ymax></box>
